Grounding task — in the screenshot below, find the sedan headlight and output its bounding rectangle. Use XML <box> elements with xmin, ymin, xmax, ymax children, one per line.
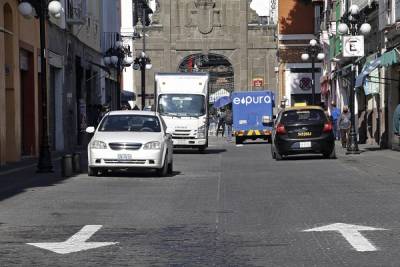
<box><xmin>91</xmin><ymin>140</ymin><xmax>107</xmax><ymax>149</ymax></box>
<box><xmin>143</xmin><ymin>141</ymin><xmax>161</xmax><ymax>150</ymax></box>
<box><xmin>197</xmin><ymin>125</ymin><xmax>206</xmax><ymax>139</ymax></box>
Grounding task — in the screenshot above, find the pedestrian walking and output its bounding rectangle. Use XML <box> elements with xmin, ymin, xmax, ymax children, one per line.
<box><xmin>392</xmin><ymin>103</ymin><xmax>400</xmax><ymax>150</ymax></box>
<box><xmin>331</xmin><ymin>102</ymin><xmax>341</xmax><ymax>140</ymax></box>
<box><xmin>225</xmin><ymin>108</ymin><xmax>233</xmax><ymax>141</ymax></box>
<box><xmin>216</xmin><ymin>109</ymin><xmax>226</xmax><ymax>137</ymax></box>
<box><xmin>338</xmin><ymin>106</ymin><xmax>351</xmax><ymax>148</ymax></box>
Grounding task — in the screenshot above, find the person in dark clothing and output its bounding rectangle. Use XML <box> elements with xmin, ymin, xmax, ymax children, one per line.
<box><xmin>216</xmin><ymin>109</ymin><xmax>226</xmax><ymax>137</ymax></box>
<box><xmin>338</xmin><ymin>106</ymin><xmax>351</xmax><ymax>148</ymax></box>
<box><xmin>225</xmin><ymin>108</ymin><xmax>233</xmax><ymax>141</ymax></box>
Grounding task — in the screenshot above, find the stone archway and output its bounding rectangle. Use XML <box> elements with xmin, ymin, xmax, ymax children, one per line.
<box><xmin>178</xmin><ymin>53</ymin><xmax>234</xmax><ymax>102</ymax></box>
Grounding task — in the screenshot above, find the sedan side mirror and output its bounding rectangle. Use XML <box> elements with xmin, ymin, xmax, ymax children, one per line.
<box><xmin>86</xmin><ymin>126</ymin><xmax>95</xmax><ymax>134</ymax></box>
<box><xmin>165</xmin><ymin>128</ymin><xmax>173</xmax><ymax>135</ymax></box>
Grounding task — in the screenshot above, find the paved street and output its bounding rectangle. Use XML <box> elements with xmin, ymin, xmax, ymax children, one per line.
<box><xmin>0</xmin><ymin>137</ymin><xmax>400</xmax><ymax>266</ymax></box>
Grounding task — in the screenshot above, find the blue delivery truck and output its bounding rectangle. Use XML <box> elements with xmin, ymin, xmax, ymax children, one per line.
<box><xmin>232</xmin><ymin>90</ymin><xmax>275</xmax><ymax>144</ymax></box>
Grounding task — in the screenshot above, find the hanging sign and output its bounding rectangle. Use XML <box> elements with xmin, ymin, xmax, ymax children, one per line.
<box><xmin>343</xmin><ymin>36</ymin><xmax>364</xmax><ymax>57</ymax></box>
<box><xmin>252</xmin><ymin>78</ymin><xmax>264</xmax><ymax>88</ymax></box>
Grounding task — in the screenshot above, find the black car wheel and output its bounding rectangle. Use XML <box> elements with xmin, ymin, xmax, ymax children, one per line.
<box><xmin>271</xmin><ymin>144</ymin><xmax>276</xmax><ymax>159</ymax></box>
<box><xmin>275</xmin><ymin>150</ymin><xmax>283</xmax><ymax>161</ymax></box>
<box><xmin>323</xmin><ymin>148</ymin><xmax>336</xmax><ymax>159</ymax></box>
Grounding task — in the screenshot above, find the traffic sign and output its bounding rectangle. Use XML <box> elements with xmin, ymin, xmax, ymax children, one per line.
<box><xmin>343</xmin><ymin>36</ymin><xmax>364</xmax><ymax>57</ymax></box>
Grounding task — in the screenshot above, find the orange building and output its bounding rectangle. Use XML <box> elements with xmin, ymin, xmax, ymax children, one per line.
<box><xmin>0</xmin><ymin>0</ymin><xmax>41</xmax><ymax>165</ymax></box>
<box><xmin>277</xmin><ymin>0</ymin><xmax>323</xmax><ymax>107</ymax></box>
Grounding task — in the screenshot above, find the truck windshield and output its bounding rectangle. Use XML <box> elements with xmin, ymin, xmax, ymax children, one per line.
<box><xmin>158</xmin><ymin>94</ymin><xmax>206</xmax><ymax>117</ymax></box>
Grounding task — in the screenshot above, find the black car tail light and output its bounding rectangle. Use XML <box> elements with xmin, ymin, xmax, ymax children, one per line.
<box><xmin>276</xmin><ymin>123</ymin><xmax>286</xmax><ymax>134</ymax></box>
<box><xmin>323</xmin><ymin>122</ymin><xmax>333</xmax><ymax>132</ymax></box>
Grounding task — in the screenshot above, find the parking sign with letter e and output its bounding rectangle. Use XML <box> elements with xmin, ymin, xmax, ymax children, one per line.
<box><xmin>342</xmin><ymin>36</ymin><xmax>364</xmax><ymax>57</ymax></box>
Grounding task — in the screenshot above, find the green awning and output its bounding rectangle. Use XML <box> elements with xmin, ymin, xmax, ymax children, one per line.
<box><xmin>380</xmin><ymin>49</ymin><xmax>400</xmax><ymax>67</ymax></box>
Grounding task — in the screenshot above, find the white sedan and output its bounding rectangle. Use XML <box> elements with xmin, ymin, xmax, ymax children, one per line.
<box><xmin>86</xmin><ymin>111</ymin><xmax>173</xmax><ymax>177</ymax></box>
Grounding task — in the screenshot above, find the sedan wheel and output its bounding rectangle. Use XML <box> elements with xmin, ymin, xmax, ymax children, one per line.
<box><xmin>167</xmin><ymin>158</ymin><xmax>173</xmax><ymax>174</ymax></box>
<box><xmin>156</xmin><ymin>156</ymin><xmax>168</xmax><ymax>177</ymax></box>
<box><xmin>88</xmin><ymin>167</ymin><xmax>98</xmax><ymax>177</ymax></box>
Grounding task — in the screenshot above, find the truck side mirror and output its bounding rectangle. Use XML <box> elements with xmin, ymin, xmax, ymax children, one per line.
<box><xmin>262</xmin><ymin>116</ymin><xmax>274</xmax><ymax>126</ymax></box>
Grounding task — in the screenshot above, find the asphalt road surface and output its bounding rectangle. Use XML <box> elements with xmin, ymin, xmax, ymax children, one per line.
<box><xmin>1</xmin><ymin>137</ymin><xmax>400</xmax><ymax>266</ymax></box>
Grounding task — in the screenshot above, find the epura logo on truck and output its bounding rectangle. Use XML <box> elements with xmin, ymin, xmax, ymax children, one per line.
<box><xmin>232</xmin><ymin>95</ymin><xmax>272</xmax><ymax>106</ymax></box>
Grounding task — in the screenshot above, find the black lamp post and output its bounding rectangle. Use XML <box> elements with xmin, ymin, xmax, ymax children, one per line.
<box><xmin>18</xmin><ymin>0</ymin><xmax>63</xmax><ymax>173</ymax></box>
<box><xmin>103</xmin><ymin>38</ymin><xmax>134</xmax><ymax>110</ymax></box>
<box><xmin>337</xmin><ymin>4</ymin><xmax>371</xmax><ymax>154</ymax></box>
<box><xmin>301</xmin><ymin>39</ymin><xmax>325</xmax><ymax>105</ymax></box>
<box><xmin>133</xmin><ymin>0</ymin><xmax>153</xmax><ymax>110</ymax></box>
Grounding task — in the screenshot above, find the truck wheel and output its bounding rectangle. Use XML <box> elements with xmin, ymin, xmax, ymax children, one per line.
<box><xmin>235</xmin><ymin>136</ymin><xmax>243</xmax><ymax>144</ymax></box>
<box><xmin>198</xmin><ymin>146</ymin><xmax>206</xmax><ymax>153</ymax></box>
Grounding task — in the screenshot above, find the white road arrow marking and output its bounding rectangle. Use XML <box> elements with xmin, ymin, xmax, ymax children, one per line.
<box><xmin>303</xmin><ymin>223</ymin><xmax>387</xmax><ymax>252</ymax></box>
<box><xmin>27</xmin><ymin>225</ymin><xmax>118</xmax><ymax>254</ymax></box>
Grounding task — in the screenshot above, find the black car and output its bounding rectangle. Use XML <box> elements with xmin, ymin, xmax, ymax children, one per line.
<box><xmin>271</xmin><ymin>106</ymin><xmax>335</xmax><ymax>160</ymax></box>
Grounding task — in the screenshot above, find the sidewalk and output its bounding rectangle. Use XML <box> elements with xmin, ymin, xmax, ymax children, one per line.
<box><xmin>0</xmin><ymin>151</ymin><xmax>86</xmax><ymax>201</ymax></box>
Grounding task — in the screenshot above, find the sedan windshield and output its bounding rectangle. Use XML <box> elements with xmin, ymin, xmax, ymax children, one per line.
<box><xmin>158</xmin><ymin>94</ymin><xmax>206</xmax><ymax>117</ymax></box>
<box><xmin>98</xmin><ymin>115</ymin><xmax>161</xmax><ymax>132</ymax></box>
<box><xmin>281</xmin><ymin>109</ymin><xmax>326</xmax><ymax>124</ymax></box>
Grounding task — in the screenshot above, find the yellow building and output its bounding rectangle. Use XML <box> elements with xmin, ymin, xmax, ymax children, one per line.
<box><xmin>0</xmin><ymin>0</ymin><xmax>40</xmax><ymax>165</ymax></box>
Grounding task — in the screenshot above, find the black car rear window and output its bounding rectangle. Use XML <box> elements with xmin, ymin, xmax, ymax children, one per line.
<box><xmin>280</xmin><ymin>109</ymin><xmax>326</xmax><ymax>124</ymax></box>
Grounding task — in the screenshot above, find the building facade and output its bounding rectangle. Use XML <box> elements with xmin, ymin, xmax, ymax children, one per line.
<box><xmin>277</xmin><ymin>0</ymin><xmax>323</xmax><ymax>107</ymax></box>
<box><xmin>124</xmin><ymin>0</ymin><xmax>278</xmax><ymax>108</ymax></box>
<box><xmin>0</xmin><ymin>0</ymin><xmax>41</xmax><ymax>165</ymax></box>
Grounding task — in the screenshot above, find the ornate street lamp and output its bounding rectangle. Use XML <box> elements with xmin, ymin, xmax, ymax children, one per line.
<box><xmin>337</xmin><ymin>4</ymin><xmax>371</xmax><ymax>154</ymax></box>
<box><xmin>18</xmin><ymin>0</ymin><xmax>63</xmax><ymax>173</ymax></box>
<box><xmin>103</xmin><ymin>38</ymin><xmax>134</xmax><ymax>110</ymax></box>
<box><xmin>301</xmin><ymin>39</ymin><xmax>325</xmax><ymax>105</ymax></box>
<box><xmin>133</xmin><ymin>52</ymin><xmax>152</xmax><ymax>110</ymax></box>
<box><xmin>133</xmin><ymin>0</ymin><xmax>153</xmax><ymax>110</ymax></box>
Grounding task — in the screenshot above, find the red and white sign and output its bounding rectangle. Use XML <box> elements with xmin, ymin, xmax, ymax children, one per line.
<box><xmin>252</xmin><ymin>78</ymin><xmax>264</xmax><ymax>88</ymax></box>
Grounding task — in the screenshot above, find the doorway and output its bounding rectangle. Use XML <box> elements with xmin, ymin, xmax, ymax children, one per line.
<box><xmin>20</xmin><ymin>49</ymin><xmax>36</xmax><ymax>156</ymax></box>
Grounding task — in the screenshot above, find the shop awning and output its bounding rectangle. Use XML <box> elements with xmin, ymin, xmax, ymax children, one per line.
<box><xmin>355</xmin><ymin>49</ymin><xmax>400</xmax><ymax>88</ymax></box>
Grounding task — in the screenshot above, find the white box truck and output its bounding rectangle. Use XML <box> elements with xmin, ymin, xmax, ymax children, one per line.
<box><xmin>155</xmin><ymin>73</ymin><xmax>209</xmax><ymax>151</ymax></box>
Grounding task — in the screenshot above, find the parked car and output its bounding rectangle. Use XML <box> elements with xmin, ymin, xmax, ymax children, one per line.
<box><xmin>86</xmin><ymin>110</ymin><xmax>173</xmax><ymax>176</ymax></box>
<box><xmin>271</xmin><ymin>105</ymin><xmax>335</xmax><ymax>160</ymax></box>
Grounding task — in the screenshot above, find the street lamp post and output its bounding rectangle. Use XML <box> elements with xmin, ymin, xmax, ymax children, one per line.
<box><xmin>18</xmin><ymin>0</ymin><xmax>63</xmax><ymax>173</ymax></box>
<box><xmin>301</xmin><ymin>39</ymin><xmax>325</xmax><ymax>105</ymax></box>
<box><xmin>133</xmin><ymin>0</ymin><xmax>153</xmax><ymax>110</ymax></box>
<box><xmin>337</xmin><ymin>4</ymin><xmax>371</xmax><ymax>154</ymax></box>
<box><xmin>103</xmin><ymin>39</ymin><xmax>134</xmax><ymax>110</ymax></box>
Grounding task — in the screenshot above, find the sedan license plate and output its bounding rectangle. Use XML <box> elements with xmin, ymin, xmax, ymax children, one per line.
<box><xmin>299</xmin><ymin>141</ymin><xmax>311</xmax><ymax>148</ymax></box>
<box><xmin>118</xmin><ymin>154</ymin><xmax>132</xmax><ymax>160</ymax></box>
<box><xmin>298</xmin><ymin>131</ymin><xmax>312</xmax><ymax>137</ymax></box>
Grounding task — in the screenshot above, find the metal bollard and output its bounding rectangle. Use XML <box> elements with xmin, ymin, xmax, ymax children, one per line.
<box><xmin>62</xmin><ymin>154</ymin><xmax>73</xmax><ymax>177</ymax></box>
<box><xmin>72</xmin><ymin>152</ymin><xmax>82</xmax><ymax>173</ymax></box>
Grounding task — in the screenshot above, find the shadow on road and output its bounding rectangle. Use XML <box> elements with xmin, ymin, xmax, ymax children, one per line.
<box><xmin>0</xmin><ymin>170</ymin><xmax>75</xmax><ymax>202</ymax></box>
<box><xmin>173</xmin><ymin>149</ymin><xmax>226</xmax><ymax>154</ymax></box>
<box><xmin>95</xmin><ymin>169</ymin><xmax>182</xmax><ymax>178</ymax></box>
<box><xmin>280</xmin><ymin>154</ymin><xmax>335</xmax><ymax>161</ymax></box>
